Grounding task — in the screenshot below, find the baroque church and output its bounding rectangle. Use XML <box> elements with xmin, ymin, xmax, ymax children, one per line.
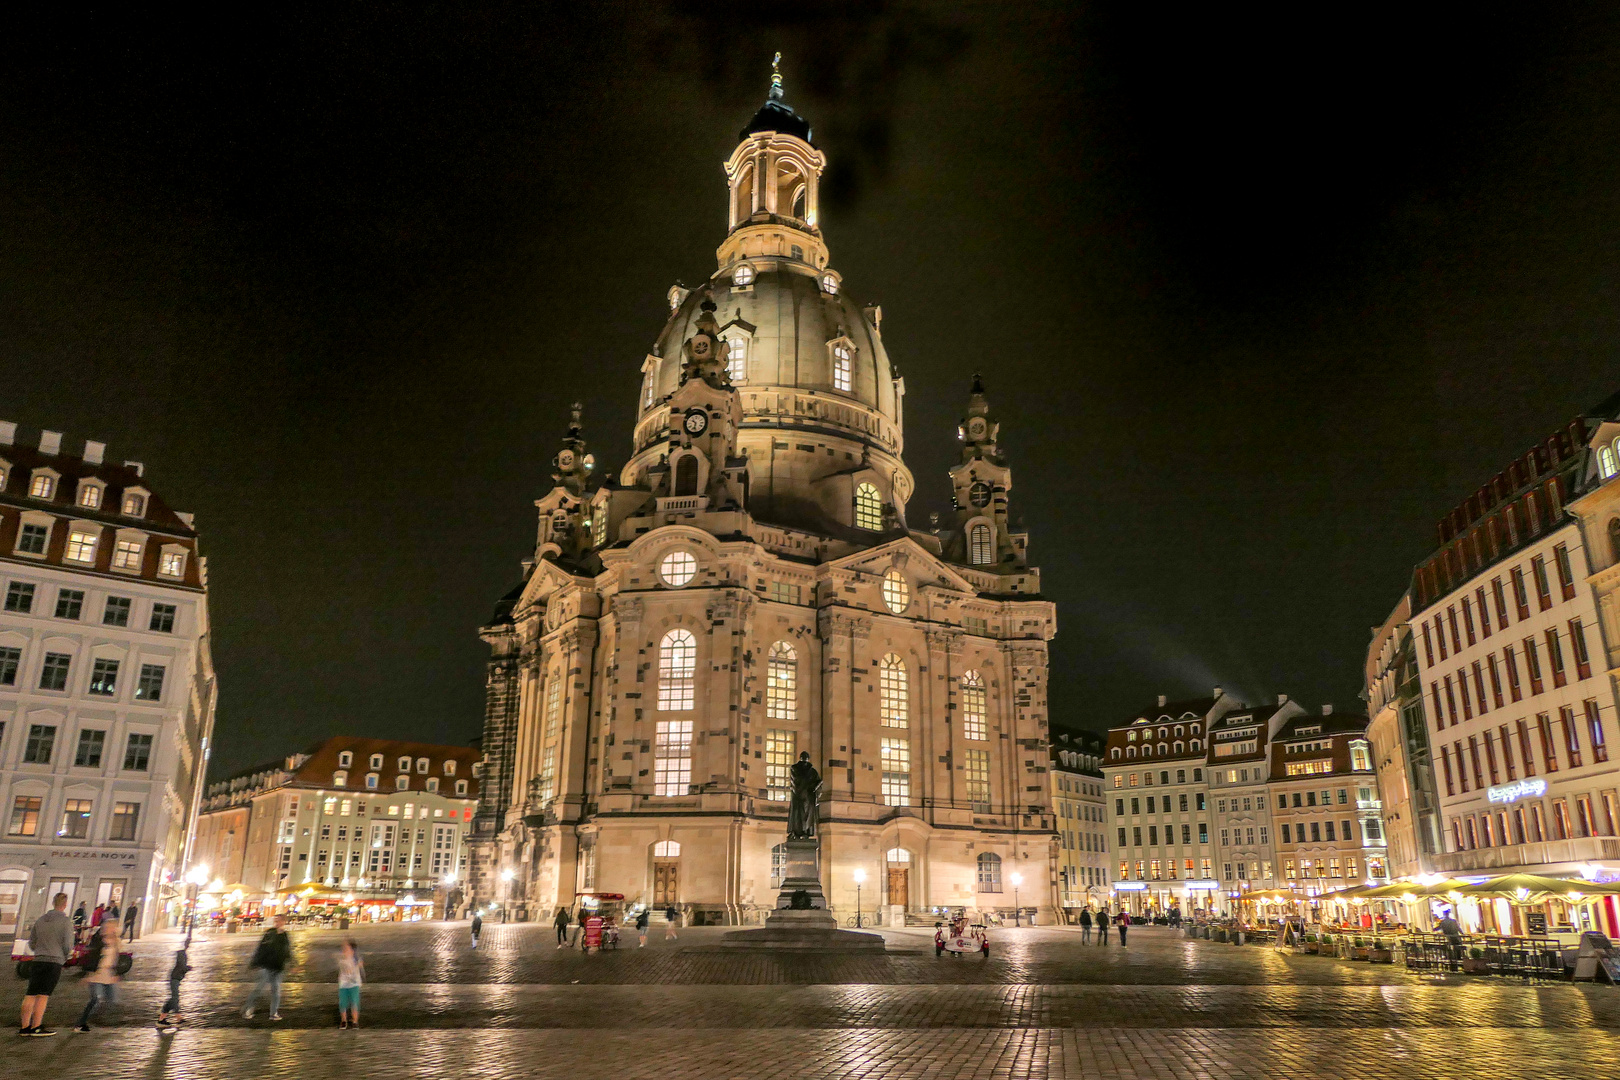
<box><xmin>467</xmin><ymin>67</ymin><xmax>1058</xmax><ymax>926</ymax></box>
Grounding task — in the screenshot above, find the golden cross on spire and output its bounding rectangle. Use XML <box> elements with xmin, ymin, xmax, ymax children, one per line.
<box><xmin>770</xmin><ymin>51</ymin><xmax>783</xmax><ymax>99</ymax></box>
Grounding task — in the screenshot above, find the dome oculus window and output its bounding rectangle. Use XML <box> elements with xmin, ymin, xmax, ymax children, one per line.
<box><xmin>732</xmin><ymin>264</ymin><xmax>755</xmax><ymax>287</ymax></box>
<box><xmin>832</xmin><ymin>343</ymin><xmax>853</xmax><ymax>392</ymax></box>
<box><xmin>882</xmin><ymin>568</ymin><xmax>910</xmax><ymax>613</ymax></box>
<box><xmin>821</xmin><ymin>274</ymin><xmax>839</xmax><ymax>295</ymax></box>
<box><xmin>660</xmin><ymin>550</ymin><xmax>697</xmax><ymax>588</ymax></box>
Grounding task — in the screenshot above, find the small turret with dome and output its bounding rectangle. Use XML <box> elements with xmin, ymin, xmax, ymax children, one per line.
<box><xmin>941</xmin><ymin>375</ymin><xmax>1039</xmax><ymax>592</ymax></box>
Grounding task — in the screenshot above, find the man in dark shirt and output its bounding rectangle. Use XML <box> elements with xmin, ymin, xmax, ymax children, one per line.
<box><xmin>241</xmin><ymin>915</ymin><xmax>293</xmax><ymax>1021</ymax></box>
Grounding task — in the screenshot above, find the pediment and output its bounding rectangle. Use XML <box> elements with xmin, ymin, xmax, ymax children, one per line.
<box><xmin>826</xmin><ymin>536</ymin><xmax>979</xmax><ymax>595</ymax></box>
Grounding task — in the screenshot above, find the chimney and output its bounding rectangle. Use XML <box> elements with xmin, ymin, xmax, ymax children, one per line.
<box><xmin>1277</xmin><ymin>693</ymin><xmax>1289</xmax><ymax>705</ymax></box>
<box><xmin>84</xmin><ymin>440</ymin><xmax>105</xmax><ymax>465</ymax></box>
<box><xmin>124</xmin><ymin>460</ymin><xmax>144</xmax><ymax>477</ymax></box>
<box><xmin>1157</xmin><ymin>694</ymin><xmax>1167</xmax><ymax>707</ymax></box>
<box><xmin>40</xmin><ymin>430</ymin><xmax>62</xmax><ymax>455</ymax></box>
<box><xmin>0</xmin><ymin>421</ymin><xmax>14</xmax><ymax>446</ymax></box>
<box><xmin>1213</xmin><ymin>686</ymin><xmax>1223</xmax><ymax>699</ymax></box>
<box><xmin>1322</xmin><ymin>704</ymin><xmax>1333</xmax><ymax>716</ymax></box>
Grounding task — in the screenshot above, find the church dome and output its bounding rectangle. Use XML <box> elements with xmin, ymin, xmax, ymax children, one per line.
<box><xmin>740</xmin><ymin>98</ymin><xmax>812</xmax><ymax>144</ymax></box>
<box><xmin>642</xmin><ymin>264</ymin><xmax>897</xmax><ymax>448</ymax></box>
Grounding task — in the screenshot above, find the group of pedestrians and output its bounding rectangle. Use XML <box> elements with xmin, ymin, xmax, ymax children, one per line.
<box><xmin>1075</xmin><ymin>907</ymin><xmax>1132</xmax><ymax>946</ymax></box>
<box><xmin>549</xmin><ymin>903</ymin><xmax>678</xmax><ymax>949</ymax></box>
<box><xmin>71</xmin><ymin>900</ymin><xmax>140</xmax><ymax>941</ymax></box>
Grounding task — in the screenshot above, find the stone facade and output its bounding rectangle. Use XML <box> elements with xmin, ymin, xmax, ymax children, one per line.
<box><xmin>1049</xmin><ymin>729</ymin><xmax>1107</xmax><ymax>913</ymax></box>
<box><xmin>470</xmin><ymin>74</ymin><xmax>1058</xmax><ymax>926</ymax></box>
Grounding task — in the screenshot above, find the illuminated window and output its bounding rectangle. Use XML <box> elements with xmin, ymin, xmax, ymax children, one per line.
<box><xmin>976</xmin><ymin>852</ymin><xmax>1002</xmax><ymax>891</ymax></box>
<box><xmin>65</xmin><ymin>528</ymin><xmax>99</xmax><ymax>563</ymax></box>
<box><xmin>78</xmin><ymin>484</ymin><xmax>101</xmax><ymax>509</ymax></box>
<box><xmin>766</xmin><ymin>641</ymin><xmax>797</xmax><ymax>721</ymax></box>
<box><xmin>821</xmin><ymin>273</ymin><xmax>839</xmax><ymax>295</ymax></box>
<box><xmin>881</xmin><ymin>737</ymin><xmax>910</xmax><ymax>805</ymax></box>
<box><xmin>879</xmin><ymin>653</ymin><xmax>908</xmax><ymax>726</ymax></box>
<box><xmin>544</xmin><ymin>674</ymin><xmax>564</xmax><ymax>738</ymax></box>
<box><xmin>536</xmin><ymin>746</ymin><xmax>557</xmax><ymax>804</ymax></box>
<box><xmin>969</xmin><ymin>523</ymin><xmax>993</xmax><ymax>565</ymax></box>
<box><xmin>882</xmin><ymin>568</ymin><xmax>909</xmax><ymax>613</ymax></box>
<box><xmin>732</xmin><ymin>263</ymin><xmax>755</xmax><ymax>287</ymax></box>
<box><xmin>29</xmin><ymin>474</ymin><xmax>54</xmax><ymax>499</ymax></box>
<box><xmin>658</xmin><ymin>628</ymin><xmax>697</xmax><ymax>711</ymax></box>
<box><xmin>660</xmin><ymin>550</ymin><xmax>696</xmax><ymax>587</ymax></box>
<box><xmin>961</xmin><ymin>670</ymin><xmax>987</xmax><ymax>740</ymax></box>
<box><xmin>766</xmin><ymin>729</ymin><xmax>795</xmax><ymax>801</ymax></box>
<box><xmin>643</xmin><ymin>371</ymin><xmax>655</xmax><ymax>409</ymax></box>
<box><xmin>854</xmin><ymin>482</ymin><xmax>882</xmax><ymax>530</ymax></box>
<box><xmin>593</xmin><ymin>508</ymin><xmax>607</xmax><ymax>547</ymax></box>
<box><xmin>726</xmin><ymin>337</ymin><xmax>748</xmax><ymax>382</ymax></box>
<box><xmin>833</xmin><ymin>343</ymin><xmax>853</xmax><ymax>392</ymax></box>
<box><xmin>965</xmin><ymin>748</ymin><xmax>990</xmax><ymax>812</ymax></box>
<box><xmin>122</xmin><ymin>492</ymin><xmax>146</xmax><ymax>516</ymax></box>
<box><xmin>112</xmin><ymin>539</ymin><xmax>143</xmax><ymax>570</ymax></box>
<box><xmin>159</xmin><ymin>550</ymin><xmax>186</xmax><ymax>577</ymax></box>
<box><xmin>654</xmin><ymin>720</ymin><xmax>693</xmax><ymax>796</ymax></box>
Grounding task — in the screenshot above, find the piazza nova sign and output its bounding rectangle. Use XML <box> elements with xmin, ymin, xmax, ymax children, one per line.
<box><xmin>1487</xmin><ymin>778</ymin><xmax>1548</xmax><ymax>804</ymax></box>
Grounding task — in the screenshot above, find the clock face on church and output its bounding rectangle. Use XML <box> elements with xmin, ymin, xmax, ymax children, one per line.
<box><xmin>968</xmin><ymin>481</ymin><xmax>991</xmax><ymax>508</ymax></box>
<box><xmin>684</xmin><ymin>409</ymin><xmax>709</xmax><ymax>436</ymax></box>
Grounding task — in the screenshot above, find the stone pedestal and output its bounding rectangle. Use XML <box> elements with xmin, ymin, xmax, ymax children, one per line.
<box><xmin>719</xmin><ymin>836</ymin><xmax>884</xmax><ymax>951</ymax></box>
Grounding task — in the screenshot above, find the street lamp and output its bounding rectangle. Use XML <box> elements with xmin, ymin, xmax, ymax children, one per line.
<box><xmin>183</xmin><ymin>862</ymin><xmax>210</xmax><ymax>947</ymax></box>
<box><xmin>1011</xmin><ymin>872</ymin><xmax>1023</xmax><ymax>926</ymax></box>
<box><xmin>853</xmin><ymin>868</ymin><xmax>866</xmax><ymax>928</ymax></box>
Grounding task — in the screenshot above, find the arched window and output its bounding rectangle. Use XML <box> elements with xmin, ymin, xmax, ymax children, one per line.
<box><xmin>976</xmin><ymin>852</ymin><xmax>1002</xmax><ymax>892</ymax></box>
<box><xmin>854</xmin><ymin>483</ymin><xmax>882</xmax><ymax>531</ymax></box>
<box><xmin>654</xmin><ymin>840</ymin><xmax>680</xmax><ymax>858</ymax></box>
<box><xmin>1111</xmin><ymin>748</ymin><xmax>1121</xmax><ymax>759</ymax></box>
<box><xmin>1126</xmin><ymin>746</ymin><xmax>1136</xmax><ymax>758</ymax></box>
<box><xmin>881</xmin><ymin>568</ymin><xmax>910</xmax><ymax>613</ymax></box>
<box><xmin>674</xmin><ymin>454</ymin><xmax>699</xmax><ymax>496</ymax></box>
<box><xmin>961</xmin><ymin>670</ymin><xmax>987</xmax><ymax>740</ymax></box>
<box><xmin>767</xmin><ymin>641</ymin><xmax>797</xmax><ymax>721</ymax></box>
<box><xmin>1158</xmin><ymin>743</ymin><xmax>1168</xmax><ymax>756</ymax></box>
<box><xmin>1142</xmin><ymin>745</ymin><xmax>1153</xmax><ymax>758</ymax></box>
<box><xmin>770</xmin><ymin>843</ymin><xmax>787</xmax><ymax>887</ymax></box>
<box><xmin>544</xmin><ymin>673</ymin><xmax>564</xmax><ymax>738</ymax></box>
<box><xmin>658</xmin><ymin>629</ymin><xmax>696</xmax><ymax>710</ymax></box>
<box><xmin>1174</xmin><ymin>741</ymin><xmax>1184</xmax><ymax>753</ymax></box>
<box><xmin>969</xmin><ymin>523</ymin><xmax>993</xmax><ymax>565</ymax></box>
<box><xmin>726</xmin><ymin>337</ymin><xmax>748</xmax><ymax>383</ymax></box>
<box><xmin>1191</xmin><ymin>739</ymin><xmax>1203</xmax><ymax>752</ymax></box>
<box><xmin>879</xmin><ymin>653</ymin><xmax>908</xmax><ymax>726</ymax></box>
<box><xmin>1602</xmin><ymin>444</ymin><xmax>1619</xmax><ymax>479</ymax></box>
<box><xmin>832</xmin><ymin>342</ymin><xmax>853</xmax><ymax>392</ymax></box>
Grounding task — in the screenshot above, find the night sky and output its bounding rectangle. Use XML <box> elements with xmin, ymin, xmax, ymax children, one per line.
<box><xmin>4</xmin><ymin>4</ymin><xmax>1619</xmax><ymax>778</ymax></box>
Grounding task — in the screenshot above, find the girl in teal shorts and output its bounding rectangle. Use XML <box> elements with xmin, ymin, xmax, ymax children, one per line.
<box><xmin>337</xmin><ymin>939</ymin><xmax>364</xmax><ymax>1028</ymax></box>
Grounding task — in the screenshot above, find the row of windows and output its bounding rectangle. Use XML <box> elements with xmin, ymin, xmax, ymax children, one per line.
<box><xmin>1428</xmin><ymin>623</ymin><xmax>1595</xmax><ymax>730</ymax></box>
<box><xmin>0</xmin><ymin>648</ymin><xmax>166</xmax><ymax>701</ymax></box>
<box><xmin>641</xmin><ymin>332</ymin><xmax>855</xmax><ymax>403</ymax></box>
<box><xmin>333</xmin><ymin>750</ymin><xmax>459</xmax><ymax>776</ymax></box>
<box><xmin>1058</xmin><ymin>828</ymin><xmax>1106</xmax><ymax>853</ymax></box>
<box><xmin>1276</xmin><ymin>818</ymin><xmax>1382</xmax><ymax>845</ymax></box>
<box><xmin>8</xmin><ymin>793</ymin><xmax>141</xmax><ymax>841</ymax></box>
<box><xmin>1438</xmin><ymin>700</ymin><xmax>1609</xmax><ymax>795</ymax></box>
<box><xmin>329</xmin><ymin>769</ymin><xmax>468</xmax><ymax>795</ymax></box>
<box><xmin>4</xmin><ymin>582</ymin><xmax>177</xmax><ymax>631</ymax></box>
<box><xmin>0</xmin><ymin>467</ymin><xmax>148</xmax><ymax>518</ymax></box>
<box><xmin>1112</xmin><ymin>768</ymin><xmax>1205</xmax><ymax>788</ymax></box>
<box><xmin>1118</xmin><ymin>857</ymin><xmax>1214</xmax><ymax>881</ymax></box>
<box><xmin>1120</xmin><ymin>822</ymin><xmax>1209</xmax><ymax>848</ymax></box>
<box><xmin>1116</xmin><ymin>793</ymin><xmax>1206</xmax><ymax>816</ymax></box>
<box><xmin>1420</xmin><ymin>477</ymin><xmax>1568</xmax><ymax>603</ymax></box>
<box><xmin>1452</xmin><ymin>788</ymin><xmax>1620</xmax><ymax>851</ymax></box>
<box><xmin>1421</xmin><ymin>546</ymin><xmax>1580</xmax><ymax>668</ymax></box>
<box><xmin>2</xmin><ymin>721</ymin><xmax>152</xmax><ymax>770</ymax></box>
<box><xmin>8</xmin><ymin>519</ymin><xmax>185</xmax><ymax>576</ymax></box>
<box><xmin>1115</xmin><ymin>739</ymin><xmax>1204</xmax><ymax>759</ymax></box>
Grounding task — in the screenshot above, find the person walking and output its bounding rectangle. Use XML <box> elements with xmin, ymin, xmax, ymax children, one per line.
<box><xmin>337</xmin><ymin>940</ymin><xmax>364</xmax><ymax>1029</ymax></box>
<box><xmin>663</xmin><ymin>904</ymin><xmax>680</xmax><ymax>941</ymax></box>
<box><xmin>1116</xmin><ymin>909</ymin><xmax>1130</xmax><ymax>947</ymax></box>
<box><xmin>241</xmin><ymin>914</ymin><xmax>292</xmax><ymax>1021</ymax></box>
<box><xmin>75</xmin><ymin>922</ymin><xmax>121</xmax><ymax>1032</ymax></box>
<box><xmin>90</xmin><ymin>903</ymin><xmax>105</xmax><ymax>930</ymax></box>
<box><xmin>1094</xmin><ymin>908</ymin><xmax>1109</xmax><ymax>945</ymax></box>
<box><xmin>19</xmin><ymin>891</ymin><xmax>74</xmax><ymax>1036</ymax></box>
<box><xmin>156</xmin><ymin>946</ymin><xmax>190</xmax><ymax>1033</ymax></box>
<box><xmin>1078</xmin><ymin>906</ymin><xmax>1093</xmax><ymax>944</ymax></box>
<box><xmin>635</xmin><ymin>907</ymin><xmax>650</xmax><ymax>948</ymax></box>
<box><xmin>71</xmin><ymin>902</ymin><xmax>87</xmax><ymax>938</ymax></box>
<box><xmin>553</xmin><ymin>906</ymin><xmax>570</xmax><ymax>949</ymax></box>
<box><xmin>122</xmin><ymin>903</ymin><xmax>139</xmax><ymax>941</ymax></box>
<box><xmin>470</xmin><ymin>910</ymin><xmax>483</xmax><ymax>949</ymax></box>
<box><xmin>1437</xmin><ymin>911</ymin><xmax>1465</xmax><ymax>968</ymax></box>
<box><xmin>572</xmin><ymin>905</ymin><xmax>587</xmax><ymax>948</ymax></box>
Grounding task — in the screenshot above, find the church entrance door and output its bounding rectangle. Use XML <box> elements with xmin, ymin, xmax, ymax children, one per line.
<box><xmin>887</xmin><ymin>867</ymin><xmax>908</xmax><ymax>909</ymax></box>
<box><xmin>654</xmin><ymin>863</ymin><xmax>679</xmax><ymax>905</ymax></box>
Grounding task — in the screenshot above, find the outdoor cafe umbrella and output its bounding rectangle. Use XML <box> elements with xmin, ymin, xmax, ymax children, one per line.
<box><xmin>1451</xmin><ymin>874</ymin><xmax>1620</xmax><ymax>900</ymax></box>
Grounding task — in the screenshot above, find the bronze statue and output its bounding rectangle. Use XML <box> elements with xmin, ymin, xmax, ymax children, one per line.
<box><xmin>787</xmin><ymin>751</ymin><xmax>821</xmax><ymax>839</ymax></box>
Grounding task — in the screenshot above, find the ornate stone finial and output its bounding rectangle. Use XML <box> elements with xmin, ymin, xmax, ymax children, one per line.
<box><xmin>770</xmin><ymin>52</ymin><xmax>783</xmax><ymax>101</ymax></box>
<box><xmin>568</xmin><ymin>401</ymin><xmax>583</xmax><ymax>437</ymax></box>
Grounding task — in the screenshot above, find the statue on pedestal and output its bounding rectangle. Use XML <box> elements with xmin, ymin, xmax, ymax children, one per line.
<box><xmin>787</xmin><ymin>752</ymin><xmax>821</xmax><ymax>840</ymax></box>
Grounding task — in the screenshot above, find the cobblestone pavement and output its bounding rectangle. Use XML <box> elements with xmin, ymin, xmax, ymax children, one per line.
<box><xmin>5</xmin><ymin>923</ymin><xmax>1612</xmax><ymax>1078</ymax></box>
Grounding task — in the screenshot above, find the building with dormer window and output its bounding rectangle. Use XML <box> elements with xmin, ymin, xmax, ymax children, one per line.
<box><xmin>0</xmin><ymin>423</ymin><xmax>216</xmax><ymax>943</ymax></box>
<box><xmin>470</xmin><ymin>62</ymin><xmax>1057</xmax><ymax>926</ymax></box>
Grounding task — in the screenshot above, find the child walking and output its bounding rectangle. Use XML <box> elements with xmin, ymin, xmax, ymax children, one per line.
<box><xmin>337</xmin><ymin>940</ymin><xmax>364</xmax><ymax>1029</ymax></box>
<box><xmin>156</xmin><ymin>946</ymin><xmax>190</xmax><ymax>1033</ymax></box>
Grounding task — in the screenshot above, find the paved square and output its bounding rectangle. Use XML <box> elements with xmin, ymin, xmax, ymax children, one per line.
<box><xmin>4</xmin><ymin>923</ymin><xmax>1611</xmax><ymax>1077</ymax></box>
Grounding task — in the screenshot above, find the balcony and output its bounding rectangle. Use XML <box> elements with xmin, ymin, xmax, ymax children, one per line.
<box><xmin>1433</xmin><ymin>835</ymin><xmax>1620</xmax><ymax>874</ymax></box>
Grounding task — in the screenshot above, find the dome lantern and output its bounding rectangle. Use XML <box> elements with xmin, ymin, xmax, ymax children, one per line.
<box><xmin>720</xmin><ymin>54</ymin><xmax>828</xmax><ymax>271</ymax></box>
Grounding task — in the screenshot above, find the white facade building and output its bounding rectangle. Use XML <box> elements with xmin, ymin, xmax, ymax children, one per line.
<box><xmin>0</xmin><ymin>424</ymin><xmax>216</xmax><ymax>940</ymax></box>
